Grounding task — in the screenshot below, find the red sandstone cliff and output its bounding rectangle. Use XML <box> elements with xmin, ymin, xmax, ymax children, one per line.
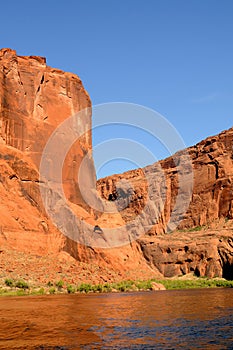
<box><xmin>0</xmin><ymin>48</ymin><xmax>157</xmax><ymax>283</ymax></box>
<box><xmin>97</xmin><ymin>127</ymin><xmax>233</xmax><ymax>231</ymax></box>
<box><xmin>0</xmin><ymin>48</ymin><xmax>232</xmax><ymax>283</ymax></box>
<box><xmin>0</xmin><ymin>48</ymin><xmax>92</xmax><ymax>206</ymax></box>
<box><xmin>0</xmin><ymin>48</ymin><xmax>93</xmax><ymax>254</ymax></box>
<box><xmin>97</xmin><ymin>128</ymin><xmax>233</xmax><ymax>279</ymax></box>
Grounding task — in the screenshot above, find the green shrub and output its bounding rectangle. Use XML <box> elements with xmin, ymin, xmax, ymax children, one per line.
<box><xmin>192</xmin><ymin>226</ymin><xmax>203</xmax><ymax>231</ymax></box>
<box><xmin>16</xmin><ymin>289</ymin><xmax>26</xmax><ymax>296</ymax></box>
<box><xmin>102</xmin><ymin>283</ymin><xmax>112</xmax><ymax>292</ymax></box>
<box><xmin>67</xmin><ymin>284</ymin><xmax>76</xmax><ymax>294</ymax></box>
<box><xmin>92</xmin><ymin>284</ymin><xmax>103</xmax><ymax>292</ymax></box>
<box><xmin>30</xmin><ymin>288</ymin><xmax>45</xmax><ymax>295</ymax></box>
<box><xmin>135</xmin><ymin>280</ymin><xmax>152</xmax><ymax>290</ymax></box>
<box><xmin>112</xmin><ymin>280</ymin><xmax>134</xmax><ymax>292</ymax></box>
<box><xmin>77</xmin><ymin>283</ymin><xmax>92</xmax><ymax>293</ymax></box>
<box><xmin>91</xmin><ymin>283</ymin><xmax>112</xmax><ymax>293</ymax></box>
<box><xmin>150</xmin><ymin>278</ymin><xmax>233</xmax><ymax>290</ymax></box>
<box><xmin>5</xmin><ymin>278</ymin><xmax>14</xmax><ymax>287</ymax></box>
<box><xmin>56</xmin><ymin>280</ymin><xmax>64</xmax><ymax>289</ymax></box>
<box><xmin>49</xmin><ymin>287</ymin><xmax>56</xmax><ymax>294</ymax></box>
<box><xmin>15</xmin><ymin>280</ymin><xmax>29</xmax><ymax>289</ymax></box>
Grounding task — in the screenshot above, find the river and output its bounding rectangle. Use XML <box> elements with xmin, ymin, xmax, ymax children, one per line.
<box><xmin>0</xmin><ymin>288</ymin><xmax>232</xmax><ymax>349</ymax></box>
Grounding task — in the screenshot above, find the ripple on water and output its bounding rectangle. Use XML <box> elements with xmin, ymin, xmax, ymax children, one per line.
<box><xmin>0</xmin><ymin>289</ymin><xmax>232</xmax><ymax>349</ymax></box>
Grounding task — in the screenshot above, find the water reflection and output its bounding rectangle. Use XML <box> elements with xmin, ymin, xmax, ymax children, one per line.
<box><xmin>0</xmin><ymin>289</ymin><xmax>232</xmax><ymax>349</ymax></box>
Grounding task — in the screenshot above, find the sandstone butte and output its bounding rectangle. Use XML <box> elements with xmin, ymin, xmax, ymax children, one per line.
<box><xmin>0</xmin><ymin>48</ymin><xmax>232</xmax><ymax>287</ymax></box>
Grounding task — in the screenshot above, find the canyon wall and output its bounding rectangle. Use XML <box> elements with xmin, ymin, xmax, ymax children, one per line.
<box><xmin>0</xmin><ymin>48</ymin><xmax>93</xmax><ymax>254</ymax></box>
<box><xmin>97</xmin><ymin>127</ymin><xmax>233</xmax><ymax>232</ymax></box>
<box><xmin>0</xmin><ymin>48</ymin><xmax>232</xmax><ymax>280</ymax></box>
<box><xmin>0</xmin><ymin>48</ymin><xmax>92</xmax><ymax>207</ymax></box>
<box><xmin>0</xmin><ymin>48</ymin><xmax>155</xmax><ymax>280</ymax></box>
<box><xmin>97</xmin><ymin>128</ymin><xmax>233</xmax><ymax>278</ymax></box>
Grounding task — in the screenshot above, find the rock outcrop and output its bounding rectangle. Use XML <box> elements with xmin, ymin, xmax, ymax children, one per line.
<box><xmin>0</xmin><ymin>48</ymin><xmax>92</xmax><ymax>254</ymax></box>
<box><xmin>0</xmin><ymin>48</ymin><xmax>92</xmax><ymax>207</ymax></box>
<box><xmin>97</xmin><ymin>128</ymin><xmax>233</xmax><ymax>278</ymax></box>
<box><xmin>97</xmin><ymin>127</ymin><xmax>233</xmax><ymax>233</ymax></box>
<box><xmin>139</xmin><ymin>225</ymin><xmax>233</xmax><ymax>279</ymax></box>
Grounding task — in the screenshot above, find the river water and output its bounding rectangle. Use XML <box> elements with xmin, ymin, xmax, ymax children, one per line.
<box><xmin>0</xmin><ymin>288</ymin><xmax>232</xmax><ymax>349</ymax></box>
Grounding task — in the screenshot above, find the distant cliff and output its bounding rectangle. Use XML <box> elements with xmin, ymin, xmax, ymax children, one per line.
<box><xmin>97</xmin><ymin>128</ymin><xmax>233</xmax><ymax>279</ymax></box>
<box><xmin>97</xmin><ymin>127</ymin><xmax>233</xmax><ymax>232</ymax></box>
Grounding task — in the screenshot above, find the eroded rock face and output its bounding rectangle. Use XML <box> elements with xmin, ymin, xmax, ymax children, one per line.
<box><xmin>97</xmin><ymin>128</ymin><xmax>233</xmax><ymax>278</ymax></box>
<box><xmin>0</xmin><ymin>48</ymin><xmax>158</xmax><ymax>279</ymax></box>
<box><xmin>0</xmin><ymin>48</ymin><xmax>232</xmax><ymax>280</ymax></box>
<box><xmin>139</xmin><ymin>230</ymin><xmax>233</xmax><ymax>279</ymax></box>
<box><xmin>0</xmin><ymin>48</ymin><xmax>93</xmax><ymax>255</ymax></box>
<box><xmin>0</xmin><ymin>48</ymin><xmax>92</xmax><ymax>206</ymax></box>
<box><xmin>97</xmin><ymin>127</ymin><xmax>233</xmax><ymax>233</ymax></box>
<box><xmin>0</xmin><ymin>143</ymin><xmax>65</xmax><ymax>254</ymax></box>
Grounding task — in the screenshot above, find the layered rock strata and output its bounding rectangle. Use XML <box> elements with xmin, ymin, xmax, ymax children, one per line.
<box><xmin>97</xmin><ymin>128</ymin><xmax>233</xmax><ymax>278</ymax></box>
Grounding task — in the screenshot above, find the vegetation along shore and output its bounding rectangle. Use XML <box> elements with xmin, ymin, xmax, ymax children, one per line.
<box><xmin>0</xmin><ymin>276</ymin><xmax>232</xmax><ymax>297</ymax></box>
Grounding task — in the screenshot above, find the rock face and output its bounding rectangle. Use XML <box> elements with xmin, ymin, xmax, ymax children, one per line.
<box><xmin>97</xmin><ymin>127</ymin><xmax>233</xmax><ymax>233</ymax></box>
<box><xmin>0</xmin><ymin>48</ymin><xmax>232</xmax><ymax>281</ymax></box>
<box><xmin>0</xmin><ymin>142</ymin><xmax>65</xmax><ymax>255</ymax></box>
<box><xmin>0</xmin><ymin>48</ymin><xmax>92</xmax><ymax>207</ymax></box>
<box><xmin>139</xmin><ymin>226</ymin><xmax>233</xmax><ymax>279</ymax></box>
<box><xmin>0</xmin><ymin>48</ymin><xmax>92</xmax><ymax>255</ymax></box>
<box><xmin>97</xmin><ymin>128</ymin><xmax>233</xmax><ymax>278</ymax></box>
<box><xmin>0</xmin><ymin>48</ymin><xmax>160</xmax><ymax>280</ymax></box>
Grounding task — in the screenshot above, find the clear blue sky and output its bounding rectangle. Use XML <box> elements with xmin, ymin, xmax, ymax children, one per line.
<box><xmin>2</xmin><ymin>0</ymin><xmax>233</xmax><ymax>178</ymax></box>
